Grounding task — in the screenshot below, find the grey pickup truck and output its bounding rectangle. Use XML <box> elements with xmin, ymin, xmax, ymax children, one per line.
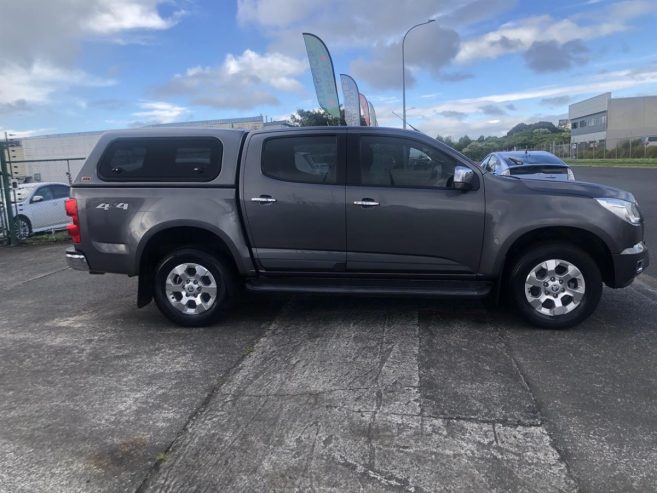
<box><xmin>65</xmin><ymin>126</ymin><xmax>648</xmax><ymax>329</ymax></box>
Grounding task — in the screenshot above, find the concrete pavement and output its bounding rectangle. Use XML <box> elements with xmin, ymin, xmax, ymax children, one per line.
<box><xmin>2</xmin><ymin>243</ymin><xmax>657</xmax><ymax>492</ymax></box>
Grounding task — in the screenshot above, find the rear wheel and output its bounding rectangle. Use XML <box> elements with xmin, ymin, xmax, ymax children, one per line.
<box><xmin>510</xmin><ymin>243</ymin><xmax>602</xmax><ymax>329</ymax></box>
<box><xmin>153</xmin><ymin>248</ymin><xmax>235</xmax><ymax>326</ymax></box>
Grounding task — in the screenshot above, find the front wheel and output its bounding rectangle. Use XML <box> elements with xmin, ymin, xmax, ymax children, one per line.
<box><xmin>510</xmin><ymin>243</ymin><xmax>602</xmax><ymax>329</ymax></box>
<box><xmin>15</xmin><ymin>216</ymin><xmax>31</xmax><ymax>240</ymax></box>
<box><xmin>153</xmin><ymin>248</ymin><xmax>236</xmax><ymax>327</ymax></box>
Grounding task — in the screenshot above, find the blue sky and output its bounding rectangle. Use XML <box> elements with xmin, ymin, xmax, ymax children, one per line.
<box><xmin>1</xmin><ymin>0</ymin><xmax>656</xmax><ymax>139</ymax></box>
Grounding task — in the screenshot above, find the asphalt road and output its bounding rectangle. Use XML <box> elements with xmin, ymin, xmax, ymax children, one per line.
<box><xmin>1</xmin><ymin>239</ymin><xmax>656</xmax><ymax>492</ymax></box>
<box><xmin>574</xmin><ymin>166</ymin><xmax>656</xmax><ymax>271</ymax></box>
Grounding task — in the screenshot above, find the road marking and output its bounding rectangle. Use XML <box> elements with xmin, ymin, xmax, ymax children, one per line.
<box><xmin>2</xmin><ymin>267</ymin><xmax>70</xmax><ymax>292</ymax></box>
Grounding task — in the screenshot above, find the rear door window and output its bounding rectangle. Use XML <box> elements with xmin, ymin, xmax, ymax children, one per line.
<box><xmin>98</xmin><ymin>138</ymin><xmax>222</xmax><ymax>181</ymax></box>
<box><xmin>52</xmin><ymin>185</ymin><xmax>71</xmax><ymax>199</ymax></box>
<box><xmin>261</xmin><ymin>135</ymin><xmax>339</xmax><ymax>184</ymax></box>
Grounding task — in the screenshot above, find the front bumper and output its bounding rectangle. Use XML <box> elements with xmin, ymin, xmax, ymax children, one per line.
<box><xmin>611</xmin><ymin>241</ymin><xmax>649</xmax><ymax>288</ymax></box>
<box><xmin>65</xmin><ymin>247</ymin><xmax>89</xmax><ymax>271</ymax></box>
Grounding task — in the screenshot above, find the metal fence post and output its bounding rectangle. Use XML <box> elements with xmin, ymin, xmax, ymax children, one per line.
<box><xmin>0</xmin><ymin>148</ymin><xmax>17</xmax><ymax>245</ymax></box>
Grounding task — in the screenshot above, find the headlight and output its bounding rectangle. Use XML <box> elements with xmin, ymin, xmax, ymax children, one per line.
<box><xmin>500</xmin><ymin>168</ymin><xmax>510</xmax><ymax>176</ymax></box>
<box><xmin>595</xmin><ymin>198</ymin><xmax>641</xmax><ymax>225</ymax></box>
<box><xmin>567</xmin><ymin>168</ymin><xmax>575</xmax><ymax>181</ymax></box>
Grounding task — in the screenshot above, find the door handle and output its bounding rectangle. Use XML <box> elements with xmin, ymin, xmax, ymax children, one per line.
<box><xmin>251</xmin><ymin>195</ymin><xmax>277</xmax><ymax>203</ymax></box>
<box><xmin>353</xmin><ymin>199</ymin><xmax>379</xmax><ymax>207</ymax></box>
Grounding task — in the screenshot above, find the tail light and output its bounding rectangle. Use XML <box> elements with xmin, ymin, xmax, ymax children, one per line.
<box><xmin>65</xmin><ymin>198</ymin><xmax>81</xmax><ymax>244</ymax></box>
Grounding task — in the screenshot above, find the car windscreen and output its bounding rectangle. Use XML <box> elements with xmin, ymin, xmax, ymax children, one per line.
<box><xmin>505</xmin><ymin>154</ymin><xmax>565</xmax><ymax>165</ymax></box>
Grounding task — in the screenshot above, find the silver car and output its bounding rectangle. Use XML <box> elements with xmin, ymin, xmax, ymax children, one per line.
<box><xmin>11</xmin><ymin>182</ymin><xmax>71</xmax><ymax>240</ymax></box>
<box><xmin>480</xmin><ymin>151</ymin><xmax>575</xmax><ymax>181</ymax></box>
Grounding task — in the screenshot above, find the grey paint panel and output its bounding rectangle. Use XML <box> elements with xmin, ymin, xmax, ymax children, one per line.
<box><xmin>254</xmin><ymin>249</ymin><xmax>345</xmax><ymax>271</ymax></box>
<box><xmin>241</xmin><ymin>130</ymin><xmax>347</xmax><ymax>272</ymax></box>
<box><xmin>73</xmin><ymin>187</ymin><xmax>254</xmax><ymax>276</ymax></box>
<box><xmin>346</xmin><ymin>186</ymin><xmax>485</xmax><ymax>274</ymax></box>
<box><xmin>347</xmin><ymin>252</ymin><xmax>463</xmax><ymax>272</ymax></box>
<box><xmin>479</xmin><ymin>174</ymin><xmax>644</xmax><ymax>276</ymax></box>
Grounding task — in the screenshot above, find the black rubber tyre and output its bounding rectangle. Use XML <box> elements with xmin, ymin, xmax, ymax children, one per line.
<box><xmin>153</xmin><ymin>248</ymin><xmax>236</xmax><ymax>327</ymax></box>
<box><xmin>15</xmin><ymin>216</ymin><xmax>32</xmax><ymax>241</ymax></box>
<box><xmin>510</xmin><ymin>242</ymin><xmax>602</xmax><ymax>329</ymax></box>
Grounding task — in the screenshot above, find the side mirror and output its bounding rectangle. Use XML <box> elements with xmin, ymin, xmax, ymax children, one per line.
<box><xmin>453</xmin><ymin>166</ymin><xmax>476</xmax><ymax>191</ymax></box>
<box><xmin>31</xmin><ymin>195</ymin><xmax>44</xmax><ymax>203</ymax></box>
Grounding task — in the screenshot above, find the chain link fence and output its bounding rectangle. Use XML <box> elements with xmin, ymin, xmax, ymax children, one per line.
<box><xmin>527</xmin><ymin>138</ymin><xmax>657</xmax><ymax>160</ymax></box>
<box><xmin>1</xmin><ymin>157</ymin><xmax>84</xmax><ymax>244</ymax></box>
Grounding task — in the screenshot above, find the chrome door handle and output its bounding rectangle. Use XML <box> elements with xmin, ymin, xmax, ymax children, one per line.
<box><xmin>353</xmin><ymin>199</ymin><xmax>379</xmax><ymax>207</ymax></box>
<box><xmin>251</xmin><ymin>196</ymin><xmax>277</xmax><ymax>203</ymax></box>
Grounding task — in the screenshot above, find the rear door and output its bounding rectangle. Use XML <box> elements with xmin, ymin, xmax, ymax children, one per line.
<box><xmin>345</xmin><ymin>131</ymin><xmax>485</xmax><ymax>274</ymax></box>
<box><xmin>241</xmin><ymin>130</ymin><xmax>347</xmax><ymax>271</ymax></box>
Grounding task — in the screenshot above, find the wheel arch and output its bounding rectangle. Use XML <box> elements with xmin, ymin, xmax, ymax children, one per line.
<box><xmin>135</xmin><ymin>223</ymin><xmax>242</xmax><ymax>308</ymax></box>
<box><xmin>499</xmin><ymin>226</ymin><xmax>614</xmax><ymax>287</ymax></box>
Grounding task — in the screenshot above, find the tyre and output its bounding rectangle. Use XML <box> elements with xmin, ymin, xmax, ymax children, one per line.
<box><xmin>153</xmin><ymin>248</ymin><xmax>236</xmax><ymax>327</ymax></box>
<box><xmin>15</xmin><ymin>216</ymin><xmax>32</xmax><ymax>241</ymax></box>
<box><xmin>510</xmin><ymin>242</ymin><xmax>602</xmax><ymax>329</ymax></box>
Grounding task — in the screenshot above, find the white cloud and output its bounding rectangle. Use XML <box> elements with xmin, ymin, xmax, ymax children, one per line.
<box><xmin>224</xmin><ymin>50</ymin><xmax>305</xmax><ymax>91</ymax></box>
<box><xmin>0</xmin><ymin>127</ymin><xmax>51</xmax><ymax>138</ymax></box>
<box><xmin>132</xmin><ymin>101</ymin><xmax>188</xmax><ymax>124</ymax></box>
<box><xmin>372</xmin><ymin>66</ymin><xmax>657</xmax><ymax>138</ymax></box>
<box><xmin>426</xmin><ymin>68</ymin><xmax>657</xmax><ymax>113</ymax></box>
<box><xmin>83</xmin><ymin>0</ymin><xmax>183</xmax><ymax>34</ymax></box>
<box><xmin>456</xmin><ymin>16</ymin><xmax>622</xmax><ymax>63</ymax></box>
<box><xmin>157</xmin><ymin>49</ymin><xmax>306</xmax><ymax>110</ymax></box>
<box><xmin>237</xmin><ymin>0</ymin><xmax>316</xmax><ymax>28</ymax></box>
<box><xmin>0</xmin><ymin>0</ymin><xmax>180</xmax><ymax>109</ymax></box>
<box><xmin>0</xmin><ymin>61</ymin><xmax>114</xmax><ymax>106</ymax></box>
<box><xmin>237</xmin><ymin>0</ymin><xmax>513</xmax><ymax>50</ymax></box>
<box><xmin>456</xmin><ymin>1</ymin><xmax>656</xmax><ymax>65</ymax></box>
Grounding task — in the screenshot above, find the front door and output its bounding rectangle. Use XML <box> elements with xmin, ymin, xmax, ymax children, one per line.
<box><xmin>242</xmin><ymin>131</ymin><xmax>346</xmax><ymax>272</ymax></box>
<box><xmin>345</xmin><ymin>132</ymin><xmax>485</xmax><ymax>274</ymax></box>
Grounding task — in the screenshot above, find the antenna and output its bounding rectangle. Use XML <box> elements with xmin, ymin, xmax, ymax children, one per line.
<box><xmin>391</xmin><ymin>111</ymin><xmax>427</xmax><ymax>135</ymax></box>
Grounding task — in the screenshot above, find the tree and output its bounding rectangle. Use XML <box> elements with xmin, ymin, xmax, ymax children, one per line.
<box><xmin>289</xmin><ymin>108</ymin><xmax>344</xmax><ymax>127</ymax></box>
<box><xmin>455</xmin><ymin>135</ymin><xmax>472</xmax><ymax>151</ymax></box>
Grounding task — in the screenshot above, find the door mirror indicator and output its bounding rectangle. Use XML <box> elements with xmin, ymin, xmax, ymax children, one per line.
<box><xmin>453</xmin><ymin>166</ymin><xmax>475</xmax><ymax>191</ymax></box>
<box><xmin>31</xmin><ymin>195</ymin><xmax>44</xmax><ymax>203</ymax></box>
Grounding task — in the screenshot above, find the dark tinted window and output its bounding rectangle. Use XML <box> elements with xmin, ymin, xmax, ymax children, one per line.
<box><xmin>34</xmin><ymin>186</ymin><xmax>54</xmax><ymax>201</ymax></box>
<box><xmin>52</xmin><ymin>185</ymin><xmax>70</xmax><ymax>199</ymax></box>
<box><xmin>99</xmin><ymin>138</ymin><xmax>222</xmax><ymax>181</ymax></box>
<box><xmin>358</xmin><ymin>136</ymin><xmax>457</xmax><ymax>188</ymax></box>
<box><xmin>505</xmin><ymin>153</ymin><xmax>566</xmax><ymax>165</ymax></box>
<box><xmin>262</xmin><ymin>136</ymin><xmax>338</xmax><ymax>184</ymax></box>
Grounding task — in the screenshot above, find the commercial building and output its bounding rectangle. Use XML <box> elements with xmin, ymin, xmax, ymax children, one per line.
<box><xmin>8</xmin><ymin>116</ymin><xmax>289</xmax><ymax>184</ymax></box>
<box><xmin>569</xmin><ymin>92</ymin><xmax>657</xmax><ymax>148</ymax></box>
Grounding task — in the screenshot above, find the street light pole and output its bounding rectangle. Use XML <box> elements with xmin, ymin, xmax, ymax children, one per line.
<box><xmin>402</xmin><ymin>19</ymin><xmax>435</xmax><ymax>130</ymax></box>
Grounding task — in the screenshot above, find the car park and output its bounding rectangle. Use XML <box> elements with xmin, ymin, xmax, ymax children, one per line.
<box><xmin>64</xmin><ymin>127</ymin><xmax>648</xmax><ymax>329</ymax></box>
<box><xmin>11</xmin><ymin>182</ymin><xmax>71</xmax><ymax>240</ymax></box>
<box><xmin>480</xmin><ymin>150</ymin><xmax>575</xmax><ymax>181</ymax></box>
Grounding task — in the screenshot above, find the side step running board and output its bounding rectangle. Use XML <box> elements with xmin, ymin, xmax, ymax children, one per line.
<box><xmin>245</xmin><ymin>277</ymin><xmax>493</xmax><ymax>299</ymax></box>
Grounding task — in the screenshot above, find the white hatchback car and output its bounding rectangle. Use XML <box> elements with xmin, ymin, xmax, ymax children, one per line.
<box><xmin>12</xmin><ymin>182</ymin><xmax>71</xmax><ymax>240</ymax></box>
